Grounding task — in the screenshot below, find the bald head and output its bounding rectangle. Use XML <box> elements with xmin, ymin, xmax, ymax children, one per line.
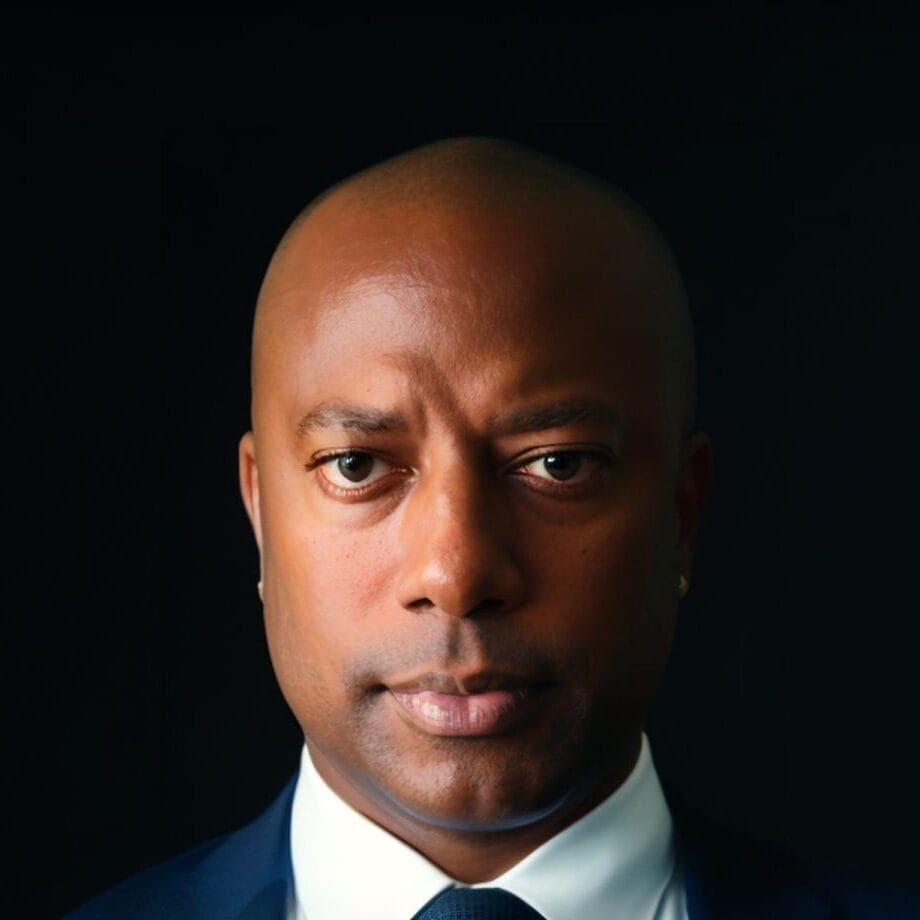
<box><xmin>280</xmin><ymin>136</ymin><xmax>653</xmax><ymax>235</ymax></box>
<box><xmin>239</xmin><ymin>139</ymin><xmax>713</xmax><ymax>861</ymax></box>
<box><xmin>253</xmin><ymin>136</ymin><xmax>696</xmax><ymax>445</ymax></box>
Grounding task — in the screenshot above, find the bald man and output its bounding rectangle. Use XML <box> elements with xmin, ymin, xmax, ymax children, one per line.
<box><xmin>66</xmin><ymin>138</ymin><xmax>917</xmax><ymax>919</ymax></box>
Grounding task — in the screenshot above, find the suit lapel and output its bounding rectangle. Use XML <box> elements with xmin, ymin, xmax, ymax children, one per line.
<box><xmin>191</xmin><ymin>769</ymin><xmax>298</xmax><ymax>919</ymax></box>
<box><xmin>664</xmin><ymin>787</ymin><xmax>831</xmax><ymax>920</ymax></box>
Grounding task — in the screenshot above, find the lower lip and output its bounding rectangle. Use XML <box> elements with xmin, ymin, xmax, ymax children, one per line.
<box><xmin>388</xmin><ymin>687</ymin><xmax>542</xmax><ymax>736</ymax></box>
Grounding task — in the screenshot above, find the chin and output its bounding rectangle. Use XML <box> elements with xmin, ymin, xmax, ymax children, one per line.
<box><xmin>400</xmin><ymin>790</ymin><xmax>578</xmax><ymax>833</ymax></box>
<box><xmin>373</xmin><ymin>752</ymin><xmax>582</xmax><ymax>834</ymax></box>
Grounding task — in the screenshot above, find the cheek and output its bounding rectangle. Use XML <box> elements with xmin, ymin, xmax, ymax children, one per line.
<box><xmin>261</xmin><ymin>504</ymin><xmax>399</xmax><ymax>701</ymax></box>
<box><xmin>527</xmin><ymin>499</ymin><xmax>676</xmax><ymax>697</ymax></box>
<box><xmin>529</xmin><ymin>506</ymin><xmax>652</xmax><ymax>613</ymax></box>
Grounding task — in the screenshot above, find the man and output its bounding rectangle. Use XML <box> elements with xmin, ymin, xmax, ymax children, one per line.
<box><xmin>65</xmin><ymin>137</ymin><xmax>917</xmax><ymax>919</ymax></box>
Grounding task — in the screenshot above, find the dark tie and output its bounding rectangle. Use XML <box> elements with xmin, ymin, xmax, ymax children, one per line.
<box><xmin>410</xmin><ymin>886</ymin><xmax>547</xmax><ymax>919</ymax></box>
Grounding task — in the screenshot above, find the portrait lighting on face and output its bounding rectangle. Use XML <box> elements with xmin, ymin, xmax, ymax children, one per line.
<box><xmin>238</xmin><ymin>136</ymin><xmax>712</xmax><ymax>884</ymax></box>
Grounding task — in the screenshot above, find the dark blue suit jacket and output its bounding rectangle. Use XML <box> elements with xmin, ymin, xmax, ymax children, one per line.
<box><xmin>63</xmin><ymin>769</ymin><xmax>919</xmax><ymax>919</ymax></box>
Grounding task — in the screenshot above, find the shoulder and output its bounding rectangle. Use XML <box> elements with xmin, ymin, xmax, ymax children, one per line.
<box><xmin>63</xmin><ymin>833</ymin><xmax>235</xmax><ymax>919</ymax></box>
<box><xmin>63</xmin><ymin>771</ymin><xmax>298</xmax><ymax>920</ymax></box>
<box><xmin>668</xmin><ymin>794</ymin><xmax>920</xmax><ymax>919</ymax></box>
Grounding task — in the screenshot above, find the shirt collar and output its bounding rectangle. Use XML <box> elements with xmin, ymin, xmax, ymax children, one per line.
<box><xmin>290</xmin><ymin>733</ymin><xmax>676</xmax><ymax>920</ymax></box>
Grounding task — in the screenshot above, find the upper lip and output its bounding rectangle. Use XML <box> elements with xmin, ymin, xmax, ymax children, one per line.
<box><xmin>386</xmin><ymin>670</ymin><xmax>551</xmax><ymax>696</ymax></box>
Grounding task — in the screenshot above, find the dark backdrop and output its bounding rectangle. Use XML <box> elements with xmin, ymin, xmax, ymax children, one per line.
<box><xmin>5</xmin><ymin>9</ymin><xmax>919</xmax><ymax>918</ymax></box>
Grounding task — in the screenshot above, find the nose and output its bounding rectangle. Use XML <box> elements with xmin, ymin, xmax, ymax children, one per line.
<box><xmin>395</xmin><ymin>458</ymin><xmax>527</xmax><ymax>619</ymax></box>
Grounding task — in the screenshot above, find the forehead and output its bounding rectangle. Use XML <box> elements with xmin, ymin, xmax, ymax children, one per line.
<box><xmin>298</xmin><ymin>187</ymin><xmax>647</xmax><ymax>294</ymax></box>
<box><xmin>254</xmin><ymin>197</ymin><xmax>669</xmax><ymax>432</ymax></box>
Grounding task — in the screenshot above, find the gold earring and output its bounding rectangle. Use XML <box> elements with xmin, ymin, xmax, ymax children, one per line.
<box><xmin>678</xmin><ymin>573</ymin><xmax>690</xmax><ymax>598</ymax></box>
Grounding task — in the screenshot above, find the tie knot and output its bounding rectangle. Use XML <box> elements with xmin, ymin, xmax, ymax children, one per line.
<box><xmin>411</xmin><ymin>886</ymin><xmax>546</xmax><ymax>919</ymax></box>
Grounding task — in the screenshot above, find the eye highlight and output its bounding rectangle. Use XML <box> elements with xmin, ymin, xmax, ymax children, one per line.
<box><xmin>310</xmin><ymin>450</ymin><xmax>398</xmax><ymax>493</ymax></box>
<box><xmin>513</xmin><ymin>449</ymin><xmax>615</xmax><ymax>489</ymax></box>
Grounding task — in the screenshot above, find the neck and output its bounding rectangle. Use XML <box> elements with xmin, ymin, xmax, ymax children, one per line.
<box><xmin>306</xmin><ymin>733</ymin><xmax>643</xmax><ymax>883</ymax></box>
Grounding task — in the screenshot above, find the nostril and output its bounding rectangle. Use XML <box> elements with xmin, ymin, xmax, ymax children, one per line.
<box><xmin>406</xmin><ymin>597</ymin><xmax>436</xmax><ymax>612</ymax></box>
<box><xmin>466</xmin><ymin>598</ymin><xmax>507</xmax><ymax>616</ymax></box>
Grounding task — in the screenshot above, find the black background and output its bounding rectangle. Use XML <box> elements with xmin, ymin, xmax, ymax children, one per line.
<box><xmin>5</xmin><ymin>9</ymin><xmax>919</xmax><ymax>918</ymax></box>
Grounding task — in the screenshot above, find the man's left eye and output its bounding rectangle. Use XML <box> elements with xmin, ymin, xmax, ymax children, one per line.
<box><xmin>517</xmin><ymin>451</ymin><xmax>610</xmax><ymax>484</ymax></box>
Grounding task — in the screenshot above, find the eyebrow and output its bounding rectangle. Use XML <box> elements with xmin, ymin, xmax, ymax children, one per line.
<box><xmin>296</xmin><ymin>399</ymin><xmax>622</xmax><ymax>438</ymax></box>
<box><xmin>492</xmin><ymin>400</ymin><xmax>623</xmax><ymax>436</ymax></box>
<box><xmin>297</xmin><ymin>402</ymin><xmax>410</xmax><ymax>436</ymax></box>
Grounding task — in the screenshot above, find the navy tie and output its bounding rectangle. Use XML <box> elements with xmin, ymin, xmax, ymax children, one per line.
<box><xmin>410</xmin><ymin>886</ymin><xmax>547</xmax><ymax>919</ymax></box>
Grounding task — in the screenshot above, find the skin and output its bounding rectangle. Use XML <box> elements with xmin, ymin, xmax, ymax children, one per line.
<box><xmin>239</xmin><ymin>139</ymin><xmax>713</xmax><ymax>882</ymax></box>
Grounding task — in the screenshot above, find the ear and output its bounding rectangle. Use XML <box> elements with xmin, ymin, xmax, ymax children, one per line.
<box><xmin>239</xmin><ymin>431</ymin><xmax>263</xmax><ymax>554</ymax></box>
<box><xmin>675</xmin><ymin>430</ymin><xmax>714</xmax><ymax>575</ymax></box>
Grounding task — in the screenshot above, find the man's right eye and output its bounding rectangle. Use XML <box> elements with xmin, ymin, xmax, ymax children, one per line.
<box><xmin>313</xmin><ymin>451</ymin><xmax>394</xmax><ymax>491</ymax></box>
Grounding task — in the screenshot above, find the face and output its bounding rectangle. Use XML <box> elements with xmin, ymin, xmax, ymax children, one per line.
<box><xmin>240</xmin><ymin>194</ymin><xmax>709</xmax><ymax>834</ymax></box>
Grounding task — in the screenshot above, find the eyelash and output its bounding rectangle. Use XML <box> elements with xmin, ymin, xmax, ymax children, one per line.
<box><xmin>306</xmin><ymin>448</ymin><xmax>616</xmax><ymax>499</ymax></box>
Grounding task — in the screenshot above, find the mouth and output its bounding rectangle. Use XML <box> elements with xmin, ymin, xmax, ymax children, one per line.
<box><xmin>384</xmin><ymin>671</ymin><xmax>555</xmax><ymax>737</ymax></box>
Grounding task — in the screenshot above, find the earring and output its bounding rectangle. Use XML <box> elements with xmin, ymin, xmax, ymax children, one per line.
<box><xmin>257</xmin><ymin>580</ymin><xmax>263</xmax><ymax>601</ymax></box>
<box><xmin>678</xmin><ymin>573</ymin><xmax>690</xmax><ymax>598</ymax></box>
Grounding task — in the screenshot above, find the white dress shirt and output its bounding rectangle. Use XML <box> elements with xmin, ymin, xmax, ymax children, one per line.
<box><xmin>287</xmin><ymin>733</ymin><xmax>688</xmax><ymax>920</ymax></box>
